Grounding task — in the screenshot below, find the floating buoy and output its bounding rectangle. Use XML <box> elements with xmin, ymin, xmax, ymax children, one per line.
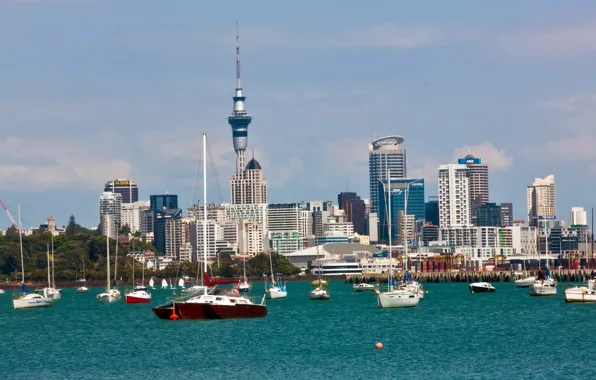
<box><xmin>375</xmin><ymin>342</ymin><xmax>383</xmax><ymax>349</ymax></box>
<box><xmin>169</xmin><ymin>312</ymin><xmax>179</xmax><ymax>321</ymax></box>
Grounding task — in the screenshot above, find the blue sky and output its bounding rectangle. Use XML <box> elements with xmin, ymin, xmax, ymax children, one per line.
<box><xmin>1</xmin><ymin>0</ymin><xmax>596</xmax><ymax>228</ymax></box>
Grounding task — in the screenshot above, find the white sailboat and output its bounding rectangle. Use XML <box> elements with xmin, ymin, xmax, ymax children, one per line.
<box><xmin>134</xmin><ymin>258</ymin><xmax>147</xmax><ymax>291</ymax></box>
<box><xmin>178</xmin><ymin>278</ymin><xmax>185</xmax><ymax>288</ymax></box>
<box><xmin>375</xmin><ymin>169</ymin><xmax>420</xmax><ymax>308</ymax></box>
<box><xmin>266</xmin><ymin>251</ymin><xmax>287</xmax><ymax>299</ymax></box>
<box><xmin>12</xmin><ymin>205</ymin><xmax>53</xmax><ymax>309</ymax></box>
<box><xmin>529</xmin><ymin>268</ymin><xmax>557</xmax><ymax>296</ymax></box>
<box><xmin>77</xmin><ymin>256</ymin><xmax>89</xmax><ymax>293</ymax></box>
<box><xmin>161</xmin><ymin>279</ymin><xmax>168</xmax><ymax>289</ymax></box>
<box><xmin>149</xmin><ymin>277</ymin><xmax>155</xmax><ymax>289</ymax></box>
<box><xmin>237</xmin><ymin>257</ymin><xmax>251</xmax><ymax>293</ymax></box>
<box><xmin>126</xmin><ymin>257</ymin><xmax>151</xmax><ymax>303</ymax></box>
<box><xmin>97</xmin><ymin>220</ymin><xmax>121</xmax><ymax>303</ymax></box>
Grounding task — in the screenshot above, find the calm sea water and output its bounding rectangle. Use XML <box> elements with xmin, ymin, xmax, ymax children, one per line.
<box><xmin>1</xmin><ymin>280</ymin><xmax>595</xmax><ymax>380</ymax></box>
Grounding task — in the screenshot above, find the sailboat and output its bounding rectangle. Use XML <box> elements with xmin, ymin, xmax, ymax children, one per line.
<box><xmin>134</xmin><ymin>258</ymin><xmax>147</xmax><ymax>291</ymax></box>
<box><xmin>37</xmin><ymin>236</ymin><xmax>62</xmax><ymax>299</ymax></box>
<box><xmin>77</xmin><ymin>255</ymin><xmax>89</xmax><ymax>293</ymax></box>
<box><xmin>374</xmin><ymin>169</ymin><xmax>420</xmax><ymax>308</ymax></box>
<box><xmin>266</xmin><ymin>251</ymin><xmax>287</xmax><ymax>299</ymax></box>
<box><xmin>149</xmin><ymin>277</ymin><xmax>155</xmax><ymax>289</ymax></box>
<box><xmin>126</xmin><ymin>257</ymin><xmax>151</xmax><ymax>304</ymax></box>
<box><xmin>237</xmin><ymin>257</ymin><xmax>251</xmax><ymax>292</ymax></box>
<box><xmin>529</xmin><ymin>267</ymin><xmax>557</xmax><ymax>296</ymax></box>
<box><xmin>153</xmin><ymin>132</ymin><xmax>266</xmax><ymax>319</ymax></box>
<box><xmin>97</xmin><ymin>219</ymin><xmax>121</xmax><ymax>303</ymax></box>
<box><xmin>161</xmin><ymin>279</ymin><xmax>168</xmax><ymax>289</ymax></box>
<box><xmin>178</xmin><ymin>278</ymin><xmax>185</xmax><ymax>288</ymax></box>
<box><xmin>12</xmin><ymin>205</ymin><xmax>54</xmax><ymax>309</ymax></box>
<box><xmin>309</xmin><ymin>244</ymin><xmax>330</xmax><ymax>300</ymax></box>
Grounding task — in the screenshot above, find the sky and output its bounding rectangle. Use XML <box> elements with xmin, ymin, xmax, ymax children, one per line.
<box><xmin>1</xmin><ymin>0</ymin><xmax>596</xmax><ymax>229</ymax></box>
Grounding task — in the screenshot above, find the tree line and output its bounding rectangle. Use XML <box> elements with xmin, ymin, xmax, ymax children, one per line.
<box><xmin>0</xmin><ymin>215</ymin><xmax>299</xmax><ymax>284</ymax></box>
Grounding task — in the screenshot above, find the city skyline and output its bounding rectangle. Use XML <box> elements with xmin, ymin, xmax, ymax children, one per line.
<box><xmin>2</xmin><ymin>1</ymin><xmax>596</xmax><ymax>227</ymax></box>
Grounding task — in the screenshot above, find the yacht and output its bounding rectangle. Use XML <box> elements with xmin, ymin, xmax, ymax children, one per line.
<box><xmin>126</xmin><ymin>290</ymin><xmax>151</xmax><ymax>303</ymax></box>
<box><xmin>565</xmin><ymin>279</ymin><xmax>596</xmax><ymax>303</ymax></box>
<box><xmin>353</xmin><ymin>283</ymin><xmax>376</xmax><ymax>292</ymax></box>
<box><xmin>529</xmin><ymin>269</ymin><xmax>557</xmax><ymax>297</ymax></box>
<box><xmin>309</xmin><ymin>287</ymin><xmax>330</xmax><ymax>300</ymax></box>
<box><xmin>469</xmin><ymin>282</ymin><xmax>496</xmax><ymax>293</ymax></box>
<box><xmin>96</xmin><ymin>219</ymin><xmax>121</xmax><ymax>303</ymax></box>
<box><xmin>375</xmin><ymin>286</ymin><xmax>419</xmax><ymax>308</ymax></box>
<box><xmin>515</xmin><ymin>276</ymin><xmax>536</xmax><ymax>288</ymax></box>
<box><xmin>266</xmin><ymin>251</ymin><xmax>287</xmax><ymax>299</ymax></box>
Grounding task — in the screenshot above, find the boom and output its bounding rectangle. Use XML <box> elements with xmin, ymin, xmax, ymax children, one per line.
<box><xmin>0</xmin><ymin>199</ymin><xmax>18</xmax><ymax>229</ymax></box>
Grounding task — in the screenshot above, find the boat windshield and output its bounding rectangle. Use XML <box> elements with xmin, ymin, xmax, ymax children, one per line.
<box><xmin>213</xmin><ymin>288</ymin><xmax>241</xmax><ymax>297</ymax></box>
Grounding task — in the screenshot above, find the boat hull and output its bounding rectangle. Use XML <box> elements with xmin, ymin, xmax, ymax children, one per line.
<box><xmin>311</xmin><ymin>280</ymin><xmax>328</xmax><ymax>286</ymax></box>
<box><xmin>529</xmin><ymin>287</ymin><xmax>557</xmax><ymax>296</ymax></box>
<box><xmin>515</xmin><ymin>277</ymin><xmax>536</xmax><ymax>288</ymax></box>
<box><xmin>12</xmin><ymin>297</ymin><xmax>53</xmax><ymax>309</ymax></box>
<box><xmin>353</xmin><ymin>285</ymin><xmax>376</xmax><ymax>292</ymax></box>
<box><xmin>469</xmin><ymin>283</ymin><xmax>495</xmax><ymax>293</ymax></box>
<box><xmin>208</xmin><ymin>304</ymin><xmax>268</xmax><ymax>319</ymax></box>
<box><xmin>152</xmin><ymin>303</ymin><xmax>181</xmax><ymax>320</ymax></box>
<box><xmin>76</xmin><ymin>287</ymin><xmax>89</xmax><ymax>293</ymax></box>
<box><xmin>175</xmin><ymin>302</ymin><xmax>220</xmax><ymax>320</ymax></box>
<box><xmin>375</xmin><ymin>290</ymin><xmax>419</xmax><ymax>308</ymax></box>
<box><xmin>126</xmin><ymin>295</ymin><xmax>151</xmax><ymax>304</ymax></box>
<box><xmin>564</xmin><ymin>288</ymin><xmax>596</xmax><ymax>303</ymax></box>
<box><xmin>266</xmin><ymin>289</ymin><xmax>287</xmax><ymax>299</ymax></box>
<box><xmin>309</xmin><ymin>294</ymin><xmax>330</xmax><ymax>300</ymax></box>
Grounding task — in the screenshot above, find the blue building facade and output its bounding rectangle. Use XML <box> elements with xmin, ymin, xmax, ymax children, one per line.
<box><xmin>378</xmin><ymin>178</ymin><xmax>425</xmax><ymax>243</ymax></box>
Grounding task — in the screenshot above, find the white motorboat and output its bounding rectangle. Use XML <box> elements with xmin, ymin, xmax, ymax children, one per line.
<box><xmin>565</xmin><ymin>279</ymin><xmax>596</xmax><ymax>303</ymax></box>
<box><xmin>353</xmin><ymin>283</ymin><xmax>376</xmax><ymax>292</ymax></box>
<box><xmin>309</xmin><ymin>287</ymin><xmax>330</xmax><ymax>300</ymax></box>
<box><xmin>0</xmin><ymin>289</ymin><xmax>5</xmax><ymax>294</ymax></box>
<box><xmin>13</xmin><ymin>291</ymin><xmax>53</xmax><ymax>309</ymax></box>
<box><xmin>515</xmin><ymin>276</ymin><xmax>536</xmax><ymax>288</ymax></box>
<box><xmin>76</xmin><ymin>286</ymin><xmax>89</xmax><ymax>293</ymax></box>
<box><xmin>469</xmin><ymin>282</ymin><xmax>496</xmax><ymax>293</ymax></box>
<box><xmin>97</xmin><ymin>289</ymin><xmax>121</xmax><ymax>303</ymax></box>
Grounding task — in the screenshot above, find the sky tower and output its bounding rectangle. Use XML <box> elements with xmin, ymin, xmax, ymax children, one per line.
<box><xmin>227</xmin><ymin>23</ymin><xmax>252</xmax><ymax>173</ymax></box>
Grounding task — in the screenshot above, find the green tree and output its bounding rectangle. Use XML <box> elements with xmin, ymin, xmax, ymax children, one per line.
<box><xmin>66</xmin><ymin>215</ymin><xmax>77</xmax><ymax>235</ymax></box>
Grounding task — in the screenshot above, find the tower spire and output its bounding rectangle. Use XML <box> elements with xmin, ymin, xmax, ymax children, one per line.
<box><xmin>236</xmin><ymin>20</ymin><xmax>241</xmax><ymax>90</ymax></box>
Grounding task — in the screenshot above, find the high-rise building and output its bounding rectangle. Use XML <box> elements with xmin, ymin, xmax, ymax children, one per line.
<box><xmin>476</xmin><ymin>203</ymin><xmax>501</xmax><ymax>227</ymax></box>
<box><xmin>104</xmin><ymin>179</ymin><xmax>138</xmax><ymax>204</ymax></box>
<box><xmin>438</xmin><ymin>164</ymin><xmax>470</xmax><ymax>228</ymax></box>
<box><xmin>571</xmin><ymin>207</ymin><xmax>588</xmax><ymax>226</ymax></box>
<box><xmin>150</xmin><ymin>194</ymin><xmax>178</xmax><ymax>215</ymax></box>
<box><xmin>267</xmin><ymin>203</ymin><xmax>304</xmax><ymax>255</ymax></box>
<box><xmin>120</xmin><ymin>201</ymin><xmax>150</xmax><ymax>233</ymax></box>
<box><xmin>196</xmin><ymin>220</ymin><xmax>220</xmax><ymax>260</ymax></box>
<box><xmin>377</xmin><ymin>178</ymin><xmax>425</xmax><ymax>242</ymax></box>
<box><xmin>223</xmin><ymin>203</ymin><xmax>268</xmax><ymax>256</ymax></box>
<box><xmin>153</xmin><ymin>208</ymin><xmax>182</xmax><ymax>255</ymax></box>
<box><xmin>307</xmin><ymin>201</ymin><xmax>334</xmax><ymax>237</ymax></box>
<box><xmin>458</xmin><ymin>154</ymin><xmax>489</xmax><ymax>225</ymax></box>
<box><xmin>98</xmin><ymin>192</ymin><xmax>122</xmax><ymax>238</ymax></box>
<box><xmin>227</xmin><ymin>30</ymin><xmax>268</xmax><ymax>205</ymax></box>
<box><xmin>500</xmin><ymin>203</ymin><xmax>513</xmax><ymax>227</ymax></box>
<box><xmin>368</xmin><ymin>136</ymin><xmax>407</xmax><ymax>214</ymax></box>
<box><xmin>424</xmin><ymin>196</ymin><xmax>439</xmax><ymax>226</ymax></box>
<box><xmin>527</xmin><ymin>175</ymin><xmax>556</xmax><ymax>226</ymax></box>
<box><xmin>337</xmin><ymin>192</ymin><xmax>366</xmax><ymax>235</ymax></box>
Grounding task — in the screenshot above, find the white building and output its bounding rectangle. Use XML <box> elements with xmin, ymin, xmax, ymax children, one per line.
<box><xmin>439</xmin><ymin>226</ymin><xmax>513</xmax><ymax>265</ymax></box>
<box><xmin>527</xmin><ymin>175</ymin><xmax>556</xmax><ymax>226</ymax></box>
<box><xmin>98</xmin><ymin>192</ymin><xmax>122</xmax><ymax>238</ymax></box>
<box><xmin>164</xmin><ymin>217</ymin><xmax>182</xmax><ymax>258</ymax></box>
<box><xmin>324</xmin><ymin>217</ymin><xmax>354</xmax><ymax>239</ymax></box>
<box><xmin>368</xmin><ymin>212</ymin><xmax>379</xmax><ymax>243</ymax></box>
<box><xmin>397</xmin><ymin>210</ymin><xmax>415</xmax><ymax>246</ymax></box>
<box><xmin>120</xmin><ymin>201</ymin><xmax>150</xmax><ymax>233</ymax></box>
<box><xmin>230</xmin><ymin>158</ymin><xmax>268</xmax><ymax>205</ymax></box>
<box><xmin>179</xmin><ymin>242</ymin><xmax>193</xmax><ymax>262</ymax></box>
<box><xmin>267</xmin><ymin>203</ymin><xmax>305</xmax><ymax>255</ymax></box>
<box><xmin>196</xmin><ymin>220</ymin><xmax>220</xmax><ymax>260</ymax></box>
<box><xmin>224</xmin><ymin>203</ymin><xmax>268</xmax><ymax>255</ymax></box>
<box><xmin>571</xmin><ymin>207</ymin><xmax>587</xmax><ymax>226</ymax></box>
<box><xmin>507</xmin><ymin>224</ymin><xmax>538</xmax><ymax>255</ymax></box>
<box><xmin>438</xmin><ymin>164</ymin><xmax>470</xmax><ymax>228</ymax></box>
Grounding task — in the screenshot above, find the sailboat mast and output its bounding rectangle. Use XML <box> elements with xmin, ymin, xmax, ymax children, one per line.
<box><xmin>404</xmin><ymin>183</ymin><xmax>409</xmax><ymax>273</ymax></box>
<box><xmin>387</xmin><ymin>167</ymin><xmax>393</xmax><ymax>291</ymax></box>
<box><xmin>269</xmin><ymin>250</ymin><xmax>275</xmax><ymax>286</ymax></box>
<box><xmin>18</xmin><ymin>204</ymin><xmax>24</xmax><ymax>284</ymax></box>
<box><xmin>51</xmin><ymin>233</ymin><xmax>55</xmax><ymax>288</ymax></box>
<box><xmin>47</xmin><ymin>242</ymin><xmax>51</xmax><ymax>286</ymax></box>
<box><xmin>106</xmin><ymin>219</ymin><xmax>111</xmax><ymax>292</ymax></box>
<box><xmin>202</xmin><ymin>132</ymin><xmax>208</xmax><ymax>292</ymax></box>
<box><xmin>114</xmin><ymin>229</ymin><xmax>118</xmax><ymax>284</ymax></box>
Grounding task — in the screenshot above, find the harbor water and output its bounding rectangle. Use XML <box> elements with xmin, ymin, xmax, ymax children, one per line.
<box><xmin>1</xmin><ymin>280</ymin><xmax>595</xmax><ymax>379</ymax></box>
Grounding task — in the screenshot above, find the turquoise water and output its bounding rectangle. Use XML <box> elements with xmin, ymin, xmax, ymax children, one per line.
<box><xmin>1</xmin><ymin>281</ymin><xmax>595</xmax><ymax>380</ymax></box>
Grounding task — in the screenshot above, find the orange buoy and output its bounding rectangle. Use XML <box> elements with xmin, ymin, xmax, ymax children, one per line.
<box><xmin>375</xmin><ymin>342</ymin><xmax>383</xmax><ymax>349</ymax></box>
<box><xmin>169</xmin><ymin>312</ymin><xmax>179</xmax><ymax>320</ymax></box>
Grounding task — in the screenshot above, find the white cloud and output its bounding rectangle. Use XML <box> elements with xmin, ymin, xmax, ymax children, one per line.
<box><xmin>0</xmin><ymin>137</ymin><xmax>131</xmax><ymax>190</ymax></box>
<box><xmin>452</xmin><ymin>143</ymin><xmax>513</xmax><ymax>172</ymax></box>
<box><xmin>500</xmin><ymin>23</ymin><xmax>596</xmax><ymax>58</ymax></box>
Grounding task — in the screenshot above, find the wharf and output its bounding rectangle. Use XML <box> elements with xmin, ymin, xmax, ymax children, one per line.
<box><xmin>347</xmin><ymin>269</ymin><xmax>596</xmax><ymax>284</ymax></box>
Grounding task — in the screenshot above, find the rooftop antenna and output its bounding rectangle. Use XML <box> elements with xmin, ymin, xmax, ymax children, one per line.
<box><xmin>236</xmin><ymin>20</ymin><xmax>241</xmax><ymax>89</ymax></box>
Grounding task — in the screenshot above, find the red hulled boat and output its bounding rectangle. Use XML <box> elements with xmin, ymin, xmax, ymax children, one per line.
<box><xmin>126</xmin><ymin>290</ymin><xmax>151</xmax><ymax>304</ymax></box>
<box><xmin>152</xmin><ymin>288</ymin><xmax>267</xmax><ymax>320</ymax></box>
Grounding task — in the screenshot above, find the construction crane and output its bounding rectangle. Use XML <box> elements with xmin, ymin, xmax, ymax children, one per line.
<box><xmin>0</xmin><ymin>199</ymin><xmax>18</xmax><ymax>229</ymax></box>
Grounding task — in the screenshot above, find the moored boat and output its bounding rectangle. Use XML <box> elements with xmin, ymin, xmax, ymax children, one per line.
<box><xmin>375</xmin><ymin>287</ymin><xmax>419</xmax><ymax>308</ymax></box>
<box><xmin>309</xmin><ymin>287</ymin><xmax>330</xmax><ymax>300</ymax></box>
<box><xmin>565</xmin><ymin>279</ymin><xmax>596</xmax><ymax>303</ymax></box>
<box><xmin>529</xmin><ymin>269</ymin><xmax>557</xmax><ymax>297</ymax></box>
<box><xmin>96</xmin><ymin>218</ymin><xmax>121</xmax><ymax>304</ymax></box>
<box><xmin>76</xmin><ymin>286</ymin><xmax>89</xmax><ymax>293</ymax></box>
<box><xmin>353</xmin><ymin>283</ymin><xmax>376</xmax><ymax>292</ymax></box>
<box><xmin>311</xmin><ymin>279</ymin><xmax>328</xmax><ymax>287</ymax></box>
<box><xmin>515</xmin><ymin>276</ymin><xmax>536</xmax><ymax>288</ymax></box>
<box><xmin>469</xmin><ymin>282</ymin><xmax>495</xmax><ymax>293</ymax></box>
<box><xmin>126</xmin><ymin>290</ymin><xmax>151</xmax><ymax>304</ymax></box>
<box><xmin>13</xmin><ymin>290</ymin><xmax>53</xmax><ymax>309</ymax></box>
